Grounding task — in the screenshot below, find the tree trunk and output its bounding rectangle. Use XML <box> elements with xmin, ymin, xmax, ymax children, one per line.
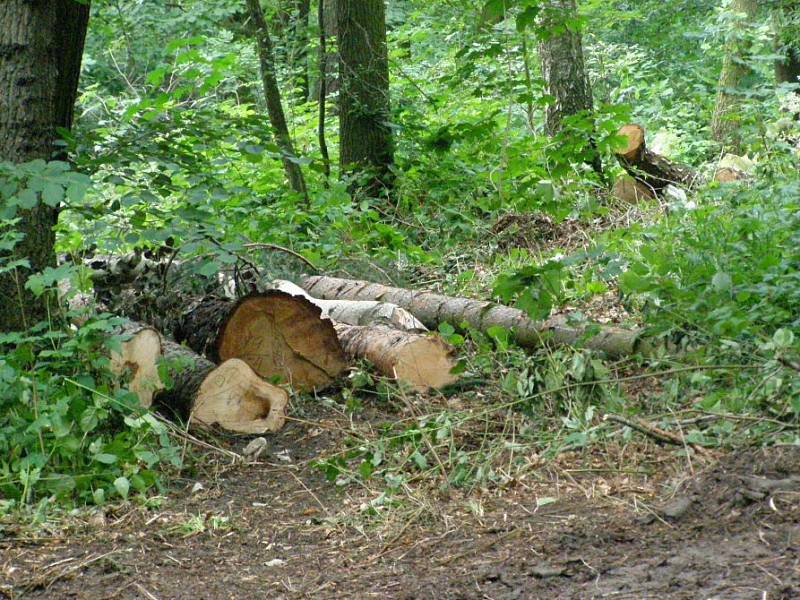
<box><xmin>337</xmin><ymin>0</ymin><xmax>394</xmax><ymax>195</ymax></box>
<box><xmin>711</xmin><ymin>0</ymin><xmax>759</xmax><ymax>150</ymax></box>
<box><xmin>272</xmin><ymin>279</ymin><xmax>426</xmax><ymax>330</ymax></box>
<box><xmin>773</xmin><ymin>1</ymin><xmax>800</xmax><ymax>91</ymax></box>
<box><xmin>318</xmin><ymin>0</ymin><xmax>331</xmax><ymax>181</ymax></box>
<box><xmin>245</xmin><ymin>0</ymin><xmax>309</xmax><ymax>201</ymax></box>
<box><xmin>0</xmin><ymin>0</ymin><xmax>89</xmax><ymax>332</ymax></box>
<box><xmin>538</xmin><ymin>0</ymin><xmax>602</xmax><ymax>174</ymax></box>
<box><xmin>108</xmin><ymin>322</ymin><xmax>164</xmax><ymax>409</ymax></box>
<box><xmin>293</xmin><ymin>0</ymin><xmax>311</xmax><ymax>101</ymax></box>
<box><xmin>301</xmin><ymin>276</ymin><xmax>652</xmax><ymax>358</ymax></box>
<box><xmin>103</xmin><ymin>286</ymin><xmax>348</xmax><ymax>391</ymax></box>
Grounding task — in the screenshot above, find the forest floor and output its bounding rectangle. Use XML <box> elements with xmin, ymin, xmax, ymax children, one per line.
<box><xmin>1</xmin><ymin>399</ymin><xmax>798</xmax><ymax>600</ymax></box>
<box><xmin>2</xmin><ymin>208</ymin><xmax>799</xmax><ymax>599</ymax></box>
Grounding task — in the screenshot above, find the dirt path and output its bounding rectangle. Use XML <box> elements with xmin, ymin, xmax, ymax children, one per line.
<box><xmin>1</xmin><ymin>410</ymin><xmax>798</xmax><ymax>600</ymax></box>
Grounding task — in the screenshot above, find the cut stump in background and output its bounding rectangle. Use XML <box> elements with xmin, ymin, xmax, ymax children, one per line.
<box><xmin>615</xmin><ymin>124</ymin><xmax>701</xmax><ymax>194</ymax></box>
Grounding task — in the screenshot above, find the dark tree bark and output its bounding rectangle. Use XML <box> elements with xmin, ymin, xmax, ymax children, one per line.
<box><xmin>711</xmin><ymin>0</ymin><xmax>759</xmax><ymax>150</ymax></box>
<box><xmin>537</xmin><ymin>0</ymin><xmax>602</xmax><ymax>174</ymax></box>
<box><xmin>0</xmin><ymin>0</ymin><xmax>90</xmax><ymax>332</ymax></box>
<box><xmin>774</xmin><ymin>1</ymin><xmax>800</xmax><ymax>91</ymax></box>
<box><xmin>293</xmin><ymin>0</ymin><xmax>311</xmax><ymax>101</ymax></box>
<box><xmin>336</xmin><ymin>0</ymin><xmax>394</xmax><ymax>195</ymax></box>
<box><xmin>318</xmin><ymin>0</ymin><xmax>331</xmax><ymax>182</ymax></box>
<box><xmin>245</xmin><ymin>0</ymin><xmax>309</xmax><ymax>201</ymax></box>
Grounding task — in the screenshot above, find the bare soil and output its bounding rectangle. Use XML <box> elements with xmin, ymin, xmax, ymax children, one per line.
<box><xmin>1</xmin><ymin>399</ymin><xmax>797</xmax><ymax>600</ymax></box>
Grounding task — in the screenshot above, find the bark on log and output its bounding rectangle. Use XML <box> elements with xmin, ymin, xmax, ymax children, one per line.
<box><xmin>271</xmin><ymin>280</ymin><xmax>426</xmax><ymax>330</ymax></box>
<box><xmin>615</xmin><ymin>124</ymin><xmax>701</xmax><ymax>194</ymax></box>
<box><xmin>155</xmin><ymin>340</ymin><xmax>288</xmax><ymax>434</ymax></box>
<box><xmin>174</xmin><ymin>292</ymin><xmax>347</xmax><ymax>391</ymax></box>
<box><xmin>301</xmin><ymin>276</ymin><xmax>649</xmax><ymax>358</ymax></box>
<box><xmin>334</xmin><ymin>323</ymin><xmax>458</xmax><ymax>391</ymax></box>
<box><xmin>271</xmin><ymin>280</ymin><xmax>457</xmax><ymax>390</ymax></box>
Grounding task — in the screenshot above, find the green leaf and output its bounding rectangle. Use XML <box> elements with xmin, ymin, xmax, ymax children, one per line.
<box><xmin>114</xmin><ymin>476</ymin><xmax>130</xmax><ymax>499</ymax></box>
<box><xmin>711</xmin><ymin>271</ymin><xmax>732</xmax><ymax>292</ymax></box>
<box><xmin>42</xmin><ymin>182</ymin><xmax>64</xmax><ymax>206</ymax></box>
<box><xmin>773</xmin><ymin>328</ymin><xmax>795</xmax><ymax>349</ymax></box>
<box><xmin>94</xmin><ymin>453</ymin><xmax>118</xmax><ymax>464</ymax></box>
<box><xmin>16</xmin><ymin>189</ymin><xmax>38</xmax><ymax>209</ymax></box>
<box><xmin>411</xmin><ymin>450</ymin><xmax>428</xmax><ymax>470</ymax></box>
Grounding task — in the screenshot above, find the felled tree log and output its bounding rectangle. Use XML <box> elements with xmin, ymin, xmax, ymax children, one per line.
<box><xmin>108</xmin><ymin>321</ymin><xmax>164</xmax><ymax>408</ymax></box>
<box><xmin>174</xmin><ymin>292</ymin><xmax>347</xmax><ymax>391</ymax></box>
<box><xmin>271</xmin><ymin>280</ymin><xmax>426</xmax><ymax>331</ymax></box>
<box><xmin>155</xmin><ymin>340</ymin><xmax>288</xmax><ymax>434</ymax></box>
<box><xmin>301</xmin><ymin>276</ymin><xmax>650</xmax><ymax>358</ymax></box>
<box><xmin>615</xmin><ymin>124</ymin><xmax>701</xmax><ymax>194</ymax></box>
<box><xmin>272</xmin><ymin>281</ymin><xmax>457</xmax><ymax>390</ymax></box>
<box><xmin>334</xmin><ymin>323</ymin><xmax>458</xmax><ymax>391</ymax></box>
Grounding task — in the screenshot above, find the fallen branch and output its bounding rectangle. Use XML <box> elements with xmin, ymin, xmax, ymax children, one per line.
<box><xmin>301</xmin><ymin>276</ymin><xmax>650</xmax><ymax>358</ymax></box>
<box><xmin>603</xmin><ymin>413</ymin><xmax>711</xmax><ymax>456</ymax></box>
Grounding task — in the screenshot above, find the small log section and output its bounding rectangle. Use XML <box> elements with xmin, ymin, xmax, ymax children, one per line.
<box><xmin>155</xmin><ymin>340</ymin><xmax>288</xmax><ymax>434</ymax></box>
<box><xmin>615</xmin><ymin>124</ymin><xmax>701</xmax><ymax>194</ymax></box>
<box><xmin>301</xmin><ymin>276</ymin><xmax>649</xmax><ymax>358</ymax></box>
<box><xmin>109</xmin><ymin>321</ymin><xmax>164</xmax><ymax>408</ymax></box>
<box><xmin>272</xmin><ymin>281</ymin><xmax>458</xmax><ymax>390</ymax></box>
<box><xmin>175</xmin><ymin>291</ymin><xmax>348</xmax><ymax>391</ymax></box>
<box><xmin>335</xmin><ymin>323</ymin><xmax>458</xmax><ymax>391</ymax></box>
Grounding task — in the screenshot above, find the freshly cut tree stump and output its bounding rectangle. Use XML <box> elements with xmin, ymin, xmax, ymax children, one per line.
<box><xmin>109</xmin><ymin>321</ymin><xmax>164</xmax><ymax>408</ymax></box>
<box><xmin>155</xmin><ymin>341</ymin><xmax>288</xmax><ymax>434</ymax></box>
<box><xmin>272</xmin><ymin>281</ymin><xmax>457</xmax><ymax>390</ymax></box>
<box><xmin>176</xmin><ymin>292</ymin><xmax>347</xmax><ymax>391</ymax></box>
<box><xmin>615</xmin><ymin>124</ymin><xmax>701</xmax><ymax>194</ymax></box>
<box><xmin>302</xmin><ymin>276</ymin><xmax>650</xmax><ymax>358</ymax></box>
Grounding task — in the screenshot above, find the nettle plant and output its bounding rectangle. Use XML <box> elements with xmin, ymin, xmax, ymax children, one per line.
<box><xmin>0</xmin><ymin>160</ymin><xmax>181</xmax><ymax>511</ymax></box>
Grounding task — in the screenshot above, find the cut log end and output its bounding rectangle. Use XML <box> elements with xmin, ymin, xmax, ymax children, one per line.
<box><xmin>192</xmin><ymin>359</ymin><xmax>289</xmax><ymax>434</ymax></box>
<box><xmin>390</xmin><ymin>336</ymin><xmax>459</xmax><ymax>391</ymax></box>
<box><xmin>218</xmin><ymin>291</ymin><xmax>348</xmax><ymax>391</ymax></box>
<box><xmin>110</xmin><ymin>327</ymin><xmax>164</xmax><ymax>408</ymax></box>
<box><xmin>617</xmin><ymin>124</ymin><xmax>646</xmax><ymax>162</ymax></box>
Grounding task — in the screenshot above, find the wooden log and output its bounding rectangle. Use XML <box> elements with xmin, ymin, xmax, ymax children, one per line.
<box><xmin>614</xmin><ymin>124</ymin><xmax>701</xmax><ymax>194</ymax></box>
<box><xmin>174</xmin><ymin>292</ymin><xmax>348</xmax><ymax>391</ymax></box>
<box><xmin>155</xmin><ymin>341</ymin><xmax>288</xmax><ymax>434</ymax></box>
<box><xmin>270</xmin><ymin>280</ymin><xmax>426</xmax><ymax>331</ymax></box>
<box><xmin>108</xmin><ymin>321</ymin><xmax>164</xmax><ymax>409</ymax></box>
<box><xmin>271</xmin><ymin>281</ymin><xmax>457</xmax><ymax>390</ymax></box>
<box><xmin>301</xmin><ymin>276</ymin><xmax>650</xmax><ymax>358</ymax></box>
<box><xmin>334</xmin><ymin>323</ymin><xmax>458</xmax><ymax>391</ymax></box>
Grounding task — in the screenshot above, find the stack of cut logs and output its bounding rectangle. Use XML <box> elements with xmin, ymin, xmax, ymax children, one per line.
<box><xmin>91</xmin><ymin>122</ymin><xmax>745</xmax><ymax>435</ymax></box>
<box><xmin>86</xmin><ymin>266</ymin><xmax>652</xmax><ymax>435</ymax></box>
